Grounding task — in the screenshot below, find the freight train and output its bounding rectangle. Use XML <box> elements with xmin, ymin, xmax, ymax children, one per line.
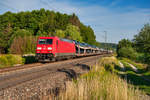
<box><xmin>35</xmin><ymin>36</ymin><xmax>110</xmax><ymax>62</ymax></box>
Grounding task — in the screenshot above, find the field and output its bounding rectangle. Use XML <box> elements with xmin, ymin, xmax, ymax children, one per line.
<box><xmin>57</xmin><ymin>57</ymin><xmax>150</xmax><ymax>100</ymax></box>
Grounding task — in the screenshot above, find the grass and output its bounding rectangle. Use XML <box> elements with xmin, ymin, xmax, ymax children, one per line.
<box><xmin>0</xmin><ymin>54</ymin><xmax>24</xmax><ymax>68</ymax></box>
<box><xmin>0</xmin><ymin>54</ymin><xmax>37</xmax><ymax>68</ymax></box>
<box><xmin>57</xmin><ymin>57</ymin><xmax>149</xmax><ymax>100</ymax></box>
<box><xmin>120</xmin><ymin>58</ymin><xmax>146</xmax><ymax>70</ymax></box>
<box><xmin>119</xmin><ymin>59</ymin><xmax>150</xmax><ymax>95</ymax></box>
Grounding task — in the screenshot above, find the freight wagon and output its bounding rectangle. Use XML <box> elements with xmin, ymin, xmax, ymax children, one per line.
<box><xmin>35</xmin><ymin>36</ymin><xmax>107</xmax><ymax>62</ymax></box>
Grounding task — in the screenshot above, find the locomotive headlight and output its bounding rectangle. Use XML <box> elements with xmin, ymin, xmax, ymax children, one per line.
<box><xmin>37</xmin><ymin>47</ymin><xmax>42</xmax><ymax>50</ymax></box>
<box><xmin>48</xmin><ymin>47</ymin><xmax>52</xmax><ymax>50</ymax></box>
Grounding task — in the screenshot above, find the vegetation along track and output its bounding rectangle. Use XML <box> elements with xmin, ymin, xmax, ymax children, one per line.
<box><xmin>0</xmin><ymin>54</ymin><xmax>110</xmax><ymax>99</ymax></box>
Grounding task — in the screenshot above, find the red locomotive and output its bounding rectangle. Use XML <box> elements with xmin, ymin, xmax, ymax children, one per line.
<box><xmin>35</xmin><ymin>36</ymin><xmax>107</xmax><ymax>62</ymax></box>
<box><xmin>36</xmin><ymin>36</ymin><xmax>76</xmax><ymax>61</ymax></box>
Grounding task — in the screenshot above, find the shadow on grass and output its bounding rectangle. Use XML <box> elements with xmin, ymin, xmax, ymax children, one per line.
<box><xmin>119</xmin><ymin>73</ymin><xmax>150</xmax><ymax>86</ymax></box>
<box><xmin>114</xmin><ymin>65</ymin><xmax>125</xmax><ymax>72</ymax></box>
<box><xmin>75</xmin><ymin>63</ymin><xmax>91</xmax><ymax>70</ymax></box>
<box><xmin>114</xmin><ymin>65</ymin><xmax>150</xmax><ymax>95</ymax></box>
<box><xmin>137</xmin><ymin>68</ymin><xmax>148</xmax><ymax>74</ymax></box>
<box><xmin>58</xmin><ymin>68</ymin><xmax>78</xmax><ymax>80</ymax></box>
<box><xmin>119</xmin><ymin>72</ymin><xmax>150</xmax><ymax>95</ymax></box>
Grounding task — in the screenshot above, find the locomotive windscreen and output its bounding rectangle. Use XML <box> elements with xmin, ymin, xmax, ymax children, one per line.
<box><xmin>38</xmin><ymin>39</ymin><xmax>53</xmax><ymax>44</ymax></box>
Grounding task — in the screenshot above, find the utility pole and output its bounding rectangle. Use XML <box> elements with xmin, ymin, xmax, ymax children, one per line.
<box><xmin>104</xmin><ymin>31</ymin><xmax>107</xmax><ymax>50</ymax></box>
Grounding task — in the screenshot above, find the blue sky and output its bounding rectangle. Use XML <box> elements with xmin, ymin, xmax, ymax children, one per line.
<box><xmin>0</xmin><ymin>0</ymin><xmax>150</xmax><ymax>43</ymax></box>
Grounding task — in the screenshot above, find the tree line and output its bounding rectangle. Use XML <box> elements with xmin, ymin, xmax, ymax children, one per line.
<box><xmin>0</xmin><ymin>8</ymin><xmax>97</xmax><ymax>54</ymax></box>
<box><xmin>117</xmin><ymin>23</ymin><xmax>150</xmax><ymax>67</ymax></box>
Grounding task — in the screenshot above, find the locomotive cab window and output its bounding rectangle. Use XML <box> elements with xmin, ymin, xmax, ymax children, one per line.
<box><xmin>38</xmin><ymin>39</ymin><xmax>53</xmax><ymax>44</ymax></box>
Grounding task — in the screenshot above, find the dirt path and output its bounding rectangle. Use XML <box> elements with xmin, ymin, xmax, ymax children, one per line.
<box><xmin>127</xmin><ymin>63</ymin><xmax>138</xmax><ymax>72</ymax></box>
<box><xmin>119</xmin><ymin>61</ymin><xmax>125</xmax><ymax>69</ymax></box>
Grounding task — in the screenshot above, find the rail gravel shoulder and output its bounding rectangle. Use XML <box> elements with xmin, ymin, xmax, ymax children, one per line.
<box><xmin>0</xmin><ymin>55</ymin><xmax>109</xmax><ymax>100</ymax></box>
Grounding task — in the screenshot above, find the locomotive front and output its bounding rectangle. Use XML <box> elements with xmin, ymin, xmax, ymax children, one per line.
<box><xmin>35</xmin><ymin>37</ymin><xmax>56</xmax><ymax>61</ymax></box>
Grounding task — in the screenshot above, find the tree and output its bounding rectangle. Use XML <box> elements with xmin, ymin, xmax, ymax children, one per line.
<box><xmin>55</xmin><ymin>29</ymin><xmax>65</xmax><ymax>38</ymax></box>
<box><xmin>80</xmin><ymin>23</ymin><xmax>96</xmax><ymax>45</ymax></box>
<box><xmin>0</xmin><ymin>9</ymin><xmax>98</xmax><ymax>53</ymax></box>
<box><xmin>117</xmin><ymin>39</ymin><xmax>133</xmax><ymax>57</ymax></box>
<box><xmin>0</xmin><ymin>23</ymin><xmax>13</xmax><ymax>53</ymax></box>
<box><xmin>69</xmin><ymin>13</ymin><xmax>80</xmax><ymax>27</ymax></box>
<box><xmin>133</xmin><ymin>23</ymin><xmax>150</xmax><ymax>67</ymax></box>
<box><xmin>134</xmin><ymin>23</ymin><xmax>150</xmax><ymax>53</ymax></box>
<box><xmin>13</xmin><ymin>29</ymin><xmax>32</xmax><ymax>37</ymax></box>
<box><xmin>10</xmin><ymin>36</ymin><xmax>37</xmax><ymax>54</ymax></box>
<box><xmin>65</xmin><ymin>24</ymin><xmax>82</xmax><ymax>42</ymax></box>
<box><xmin>118</xmin><ymin>47</ymin><xmax>137</xmax><ymax>60</ymax></box>
<box><xmin>117</xmin><ymin>39</ymin><xmax>132</xmax><ymax>49</ymax></box>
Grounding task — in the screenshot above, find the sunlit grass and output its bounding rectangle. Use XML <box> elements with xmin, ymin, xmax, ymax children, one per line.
<box><xmin>0</xmin><ymin>54</ymin><xmax>24</xmax><ymax>68</ymax></box>
<box><xmin>119</xmin><ymin>59</ymin><xmax>150</xmax><ymax>95</ymax></box>
<box><xmin>120</xmin><ymin>58</ymin><xmax>146</xmax><ymax>69</ymax></box>
<box><xmin>57</xmin><ymin>57</ymin><xmax>149</xmax><ymax>100</ymax></box>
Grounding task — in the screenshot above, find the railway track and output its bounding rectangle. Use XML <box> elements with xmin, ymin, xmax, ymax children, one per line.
<box><xmin>0</xmin><ymin>54</ymin><xmax>104</xmax><ymax>74</ymax></box>
<box><xmin>0</xmin><ymin>63</ymin><xmax>42</xmax><ymax>73</ymax></box>
<box><xmin>0</xmin><ymin>54</ymin><xmax>110</xmax><ymax>99</ymax></box>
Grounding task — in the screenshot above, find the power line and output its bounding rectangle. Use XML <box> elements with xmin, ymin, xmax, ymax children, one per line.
<box><xmin>104</xmin><ymin>31</ymin><xmax>107</xmax><ymax>50</ymax></box>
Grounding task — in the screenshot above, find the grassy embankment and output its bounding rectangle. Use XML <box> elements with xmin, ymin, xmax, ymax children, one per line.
<box><xmin>119</xmin><ymin>58</ymin><xmax>150</xmax><ymax>95</ymax></box>
<box><xmin>0</xmin><ymin>54</ymin><xmax>37</xmax><ymax>68</ymax></box>
<box><xmin>57</xmin><ymin>57</ymin><xmax>149</xmax><ymax>100</ymax></box>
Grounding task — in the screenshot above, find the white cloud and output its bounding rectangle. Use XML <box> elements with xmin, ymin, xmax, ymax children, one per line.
<box><xmin>0</xmin><ymin>0</ymin><xmax>149</xmax><ymax>43</ymax></box>
<box><xmin>110</xmin><ymin>0</ymin><xmax>122</xmax><ymax>6</ymax></box>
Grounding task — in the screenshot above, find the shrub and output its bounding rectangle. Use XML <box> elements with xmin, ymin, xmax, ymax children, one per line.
<box><xmin>99</xmin><ymin>57</ymin><xmax>119</xmax><ymax>67</ymax></box>
<box><xmin>136</xmin><ymin>53</ymin><xmax>145</xmax><ymax>63</ymax></box>
<box><xmin>0</xmin><ymin>54</ymin><xmax>24</xmax><ymax>68</ymax></box>
<box><xmin>118</xmin><ymin>47</ymin><xmax>137</xmax><ymax>60</ymax></box>
<box><xmin>104</xmin><ymin>64</ymin><xmax>114</xmax><ymax>72</ymax></box>
<box><xmin>0</xmin><ymin>56</ymin><xmax>9</xmax><ymax>67</ymax></box>
<box><xmin>144</xmin><ymin>53</ymin><xmax>150</xmax><ymax>71</ymax></box>
<box><xmin>10</xmin><ymin>36</ymin><xmax>37</xmax><ymax>54</ymax></box>
<box><xmin>135</xmin><ymin>53</ymin><xmax>150</xmax><ymax>70</ymax></box>
<box><xmin>144</xmin><ymin>53</ymin><xmax>150</xmax><ymax>64</ymax></box>
<box><xmin>5</xmin><ymin>54</ymin><xmax>16</xmax><ymax>66</ymax></box>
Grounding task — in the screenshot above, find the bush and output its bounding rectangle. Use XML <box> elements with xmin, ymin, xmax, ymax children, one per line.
<box><xmin>98</xmin><ymin>57</ymin><xmax>118</xmax><ymax>72</ymax></box>
<box><xmin>104</xmin><ymin>64</ymin><xmax>114</xmax><ymax>72</ymax></box>
<box><xmin>136</xmin><ymin>53</ymin><xmax>145</xmax><ymax>63</ymax></box>
<box><xmin>10</xmin><ymin>36</ymin><xmax>37</xmax><ymax>54</ymax></box>
<box><xmin>144</xmin><ymin>53</ymin><xmax>150</xmax><ymax>71</ymax></box>
<box><xmin>5</xmin><ymin>54</ymin><xmax>16</xmax><ymax>66</ymax></box>
<box><xmin>135</xmin><ymin>53</ymin><xmax>150</xmax><ymax>70</ymax></box>
<box><xmin>144</xmin><ymin>53</ymin><xmax>150</xmax><ymax>64</ymax></box>
<box><xmin>0</xmin><ymin>56</ymin><xmax>9</xmax><ymax>67</ymax></box>
<box><xmin>118</xmin><ymin>47</ymin><xmax>137</xmax><ymax>60</ymax></box>
<box><xmin>0</xmin><ymin>54</ymin><xmax>24</xmax><ymax>68</ymax></box>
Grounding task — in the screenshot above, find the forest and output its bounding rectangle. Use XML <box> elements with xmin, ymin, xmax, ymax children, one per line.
<box><xmin>117</xmin><ymin>23</ymin><xmax>150</xmax><ymax>66</ymax></box>
<box><xmin>0</xmin><ymin>8</ymin><xmax>98</xmax><ymax>54</ymax></box>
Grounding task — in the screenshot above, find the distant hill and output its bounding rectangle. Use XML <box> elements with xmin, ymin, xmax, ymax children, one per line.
<box><xmin>99</xmin><ymin>43</ymin><xmax>117</xmax><ymax>50</ymax></box>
